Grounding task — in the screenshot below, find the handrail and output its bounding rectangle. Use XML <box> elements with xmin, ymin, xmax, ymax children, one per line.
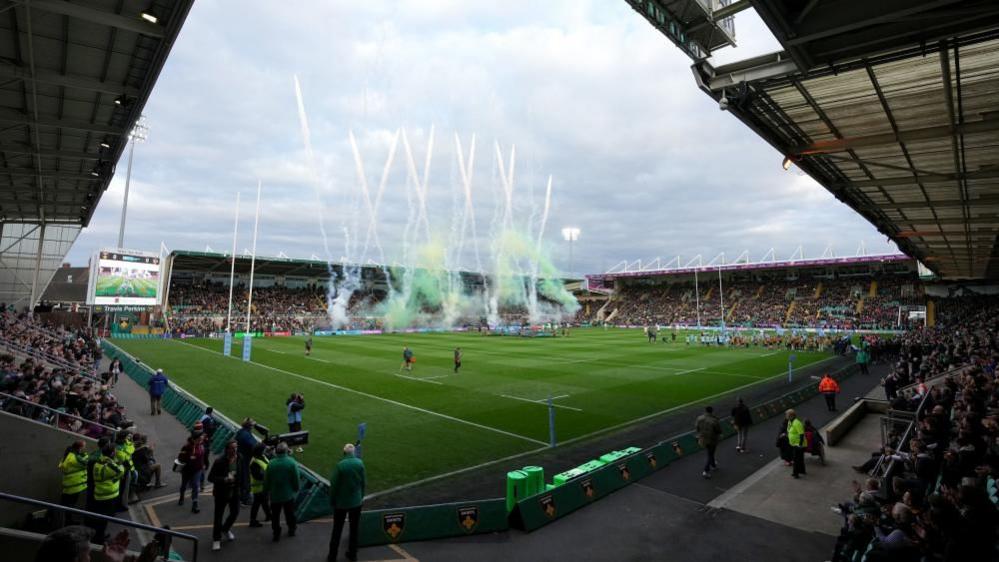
<box><xmin>0</xmin><ymin>391</ymin><xmax>119</xmax><ymax>437</ymax></box>
<box><xmin>0</xmin><ymin>491</ymin><xmax>198</xmax><ymax>561</ymax></box>
<box><xmin>868</xmin><ymin>364</ymin><xmax>967</xmax><ymax>479</ymax></box>
<box><xmin>0</xmin><ymin>337</ymin><xmax>99</xmax><ymax>379</ymax></box>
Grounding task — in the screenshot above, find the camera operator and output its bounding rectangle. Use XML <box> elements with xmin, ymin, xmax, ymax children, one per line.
<box><xmin>286</xmin><ymin>393</ymin><xmax>305</xmax><ymax>433</ymax></box>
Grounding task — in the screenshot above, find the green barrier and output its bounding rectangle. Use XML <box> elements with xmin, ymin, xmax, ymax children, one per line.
<box><xmin>359</xmin><ymin>499</ymin><xmax>508</xmax><ymax>547</ymax></box>
<box><xmin>523</xmin><ymin>466</ymin><xmax>543</xmax><ymax>497</ymax></box>
<box><xmin>506</xmin><ymin>470</ymin><xmax>528</xmax><ymax>512</ymax></box>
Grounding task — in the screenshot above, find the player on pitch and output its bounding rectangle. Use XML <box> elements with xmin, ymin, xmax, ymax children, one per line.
<box><xmin>453</xmin><ymin>347</ymin><xmax>462</xmax><ymax>373</ymax></box>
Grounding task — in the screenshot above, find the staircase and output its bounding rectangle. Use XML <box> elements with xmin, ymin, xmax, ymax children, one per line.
<box><xmin>704</xmin><ymin>287</ymin><xmax>714</xmax><ymax>300</ymax></box>
<box><xmin>814</xmin><ymin>282</ymin><xmax>824</xmax><ymax>299</ymax></box>
<box><xmin>726</xmin><ymin>301</ymin><xmax>740</xmax><ymax>322</ymax></box>
<box><xmin>754</xmin><ymin>286</ymin><xmax>764</xmax><ymax>299</ymax></box>
<box><xmin>785</xmin><ymin>301</ymin><xmax>796</xmax><ymax>324</ymax></box>
<box><xmin>869</xmin><ymin>279</ymin><xmax>878</xmax><ymax>297</ymax></box>
<box><xmin>856</xmin><ymin>297</ymin><xmax>865</xmax><ymax>314</ymax></box>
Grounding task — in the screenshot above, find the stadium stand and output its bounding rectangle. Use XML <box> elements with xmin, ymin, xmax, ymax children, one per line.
<box><xmin>829</xmin><ymin>296</ymin><xmax>999</xmax><ymax>561</ymax></box>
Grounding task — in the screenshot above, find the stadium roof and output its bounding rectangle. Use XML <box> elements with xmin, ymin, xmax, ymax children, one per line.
<box><xmin>0</xmin><ymin>0</ymin><xmax>194</xmax><ymax>309</ymax></box>
<box><xmin>170</xmin><ymin>250</ymin><xmax>335</xmax><ymax>278</ymax></box>
<box><xmin>630</xmin><ymin>0</ymin><xmax>999</xmax><ymax>280</ymax></box>
<box><xmin>593</xmin><ymin>252</ymin><xmax>914</xmax><ymax>281</ymax></box>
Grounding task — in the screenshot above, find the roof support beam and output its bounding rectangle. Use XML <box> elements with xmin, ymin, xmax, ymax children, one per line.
<box><xmin>0</xmin><ymin>109</ymin><xmax>122</xmax><ymax>135</ymax></box>
<box><xmin>697</xmin><ymin>52</ymin><xmax>798</xmax><ymax>91</ymax></box>
<box><xmin>829</xmin><ymin>168</ymin><xmax>999</xmax><ymax>189</ymax></box>
<box><xmin>793</xmin><ymin>117</ymin><xmax>999</xmax><ymax>155</ymax></box>
<box><xmin>25</xmin><ymin>0</ymin><xmax>165</xmax><ymax>38</ymax></box>
<box><xmin>881</xmin><ymin>194</ymin><xmax>999</xmax><ymax>210</ymax></box>
<box><xmin>0</xmin><ymin>62</ymin><xmax>140</xmax><ymax>97</ymax></box>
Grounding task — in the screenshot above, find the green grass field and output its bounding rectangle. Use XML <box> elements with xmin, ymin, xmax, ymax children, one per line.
<box><xmin>113</xmin><ymin>328</ymin><xmax>833</xmax><ymax>494</ymax></box>
<box><xmin>95</xmin><ymin>276</ymin><xmax>158</xmax><ymax>297</ymax></box>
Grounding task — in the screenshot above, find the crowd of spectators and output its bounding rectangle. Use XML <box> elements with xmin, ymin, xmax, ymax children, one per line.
<box><xmin>0</xmin><ymin>312</ymin><xmax>124</xmax><ymax>438</ymax></box>
<box><xmin>831</xmin><ymin>295</ymin><xmax>999</xmax><ymax>561</ymax></box>
<box><xmin>606</xmin><ymin>274</ymin><xmax>921</xmax><ymax>330</ymax></box>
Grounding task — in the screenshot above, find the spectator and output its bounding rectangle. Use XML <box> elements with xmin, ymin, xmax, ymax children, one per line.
<box><xmin>130</xmin><ymin>434</ymin><xmax>164</xmax><ymax>491</ymax></box>
<box><xmin>208</xmin><ymin>440</ymin><xmax>241</xmax><ymax>551</ymax></box>
<box><xmin>147</xmin><ymin>369</ymin><xmax>168</xmax><ymax>416</ymax></box>
<box><xmin>730</xmin><ymin>398</ymin><xmax>752</xmax><ymax>453</ymax></box>
<box><xmin>177</xmin><ymin>432</ymin><xmax>207</xmax><ymax>514</ymax></box>
<box><xmin>235</xmin><ymin>417</ymin><xmax>257</xmax><ymax>504</ymax></box>
<box><xmin>695</xmin><ymin>406</ymin><xmax>721</xmax><ymax>479</ymax></box>
<box><xmin>199</xmin><ymin>406</ymin><xmax>217</xmax><ymax>440</ymax></box>
<box><xmin>263</xmin><ymin>441</ymin><xmax>300</xmax><ymax>542</ymax></box>
<box><xmin>327</xmin><ymin>443</ymin><xmax>366</xmax><ymax>562</ymax></box>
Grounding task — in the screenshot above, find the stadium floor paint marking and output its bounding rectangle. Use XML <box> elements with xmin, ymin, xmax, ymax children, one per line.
<box><xmin>307</xmin><ymin>356</ymin><xmax>331</xmax><ymax>363</ymax></box>
<box><xmin>392</xmin><ymin>373</ymin><xmax>444</xmax><ymax>385</ymax></box>
<box><xmin>173</xmin><ymin>339</ymin><xmax>547</xmax><ymax>446</ymax></box>
<box><xmin>499</xmin><ymin>393</ymin><xmax>583</xmax><ymax>412</ymax></box>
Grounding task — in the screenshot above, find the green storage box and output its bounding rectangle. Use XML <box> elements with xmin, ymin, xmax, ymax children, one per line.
<box><xmin>522</xmin><ymin>466</ymin><xmax>544</xmax><ymax>497</ymax></box>
<box><xmin>576</xmin><ymin>460</ymin><xmax>606</xmax><ymax>473</ymax></box>
<box><xmin>552</xmin><ymin>467</ymin><xmax>586</xmax><ymax>486</ymax></box>
<box><xmin>621</xmin><ymin>446</ymin><xmax>642</xmax><ymax>455</ymax></box>
<box><xmin>506</xmin><ymin>470</ymin><xmax>528</xmax><ymax>512</ymax></box>
<box><xmin>599</xmin><ymin>451</ymin><xmax>627</xmax><ymax>464</ymax></box>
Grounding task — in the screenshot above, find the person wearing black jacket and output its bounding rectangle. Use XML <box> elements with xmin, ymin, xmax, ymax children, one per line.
<box><xmin>731</xmin><ymin>398</ymin><xmax>753</xmax><ymax>453</ymax></box>
<box><xmin>208</xmin><ymin>440</ymin><xmax>241</xmax><ymax>551</ymax></box>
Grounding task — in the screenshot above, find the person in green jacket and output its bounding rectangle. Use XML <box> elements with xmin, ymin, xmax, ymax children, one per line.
<box><xmin>57</xmin><ymin>440</ymin><xmax>88</xmax><ymax>527</ymax></box>
<box><xmin>88</xmin><ymin>442</ymin><xmax>124</xmax><ymax>542</ymax></box>
<box><xmin>263</xmin><ymin>442</ymin><xmax>300</xmax><ymax>542</ymax></box>
<box><xmin>327</xmin><ymin>443</ymin><xmax>366</xmax><ymax>562</ymax></box>
<box><xmin>786</xmin><ymin>409</ymin><xmax>807</xmax><ymax>478</ymax></box>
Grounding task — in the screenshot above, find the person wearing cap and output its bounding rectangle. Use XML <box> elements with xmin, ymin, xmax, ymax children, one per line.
<box><xmin>147</xmin><ymin>368</ymin><xmax>169</xmax><ymax>416</ymax></box>
<box><xmin>263</xmin><ymin>442</ymin><xmax>300</xmax><ymax>542</ymax></box>
<box><xmin>786</xmin><ymin>409</ymin><xmax>807</xmax><ymax>478</ymax></box>
<box><xmin>327</xmin><ymin>443</ymin><xmax>366</xmax><ymax>562</ymax></box>
<box><xmin>178</xmin><ymin>432</ymin><xmax>207</xmax><ymax>513</ymax></box>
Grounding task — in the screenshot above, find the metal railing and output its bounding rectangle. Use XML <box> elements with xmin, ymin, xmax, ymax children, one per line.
<box><xmin>0</xmin><ymin>337</ymin><xmax>99</xmax><ymax>379</ymax></box>
<box><xmin>0</xmin><ymin>492</ymin><xmax>199</xmax><ymax>561</ymax></box>
<box><xmin>0</xmin><ymin>392</ymin><xmax>119</xmax><ymax>439</ymax></box>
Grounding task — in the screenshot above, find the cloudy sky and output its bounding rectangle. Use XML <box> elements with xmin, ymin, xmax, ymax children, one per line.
<box><xmin>67</xmin><ymin>0</ymin><xmax>899</xmax><ymax>274</ymax></box>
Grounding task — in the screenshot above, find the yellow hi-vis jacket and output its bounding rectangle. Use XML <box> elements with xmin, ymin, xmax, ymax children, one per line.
<box><xmin>58</xmin><ymin>451</ymin><xmax>88</xmax><ymax>495</ymax></box>
<box><xmin>93</xmin><ymin>457</ymin><xmax>124</xmax><ymax>501</ymax></box>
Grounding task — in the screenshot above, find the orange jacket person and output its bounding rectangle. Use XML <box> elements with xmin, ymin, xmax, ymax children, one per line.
<box><xmin>818</xmin><ymin>374</ymin><xmax>841</xmax><ymax>412</ymax></box>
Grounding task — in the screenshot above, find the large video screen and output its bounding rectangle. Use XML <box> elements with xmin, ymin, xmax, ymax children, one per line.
<box><xmin>91</xmin><ymin>250</ymin><xmax>161</xmax><ymax>306</ymax></box>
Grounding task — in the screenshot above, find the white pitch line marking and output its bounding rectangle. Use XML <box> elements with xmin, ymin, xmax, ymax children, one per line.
<box><xmin>307</xmin><ymin>357</ymin><xmax>331</xmax><ymax>363</ymax></box>
<box><xmin>392</xmin><ymin>373</ymin><xmax>443</xmax><ymax>385</ymax></box>
<box><xmin>759</xmin><ymin>351</ymin><xmax>779</xmax><ymax>357</ymax></box>
<box><xmin>171</xmin><ymin>340</ymin><xmax>546</xmax><ymax>446</ymax></box>
<box><xmin>499</xmin><ymin>394</ymin><xmax>583</xmax><ymax>412</ymax></box>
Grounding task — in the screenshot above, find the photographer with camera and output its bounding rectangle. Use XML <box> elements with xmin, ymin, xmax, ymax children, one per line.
<box><xmin>286</xmin><ymin>393</ymin><xmax>305</xmax><ymax>433</ymax></box>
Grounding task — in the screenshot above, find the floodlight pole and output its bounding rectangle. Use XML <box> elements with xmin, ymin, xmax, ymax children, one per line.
<box><xmin>117</xmin><ymin>116</ymin><xmax>148</xmax><ymax>250</ymax></box>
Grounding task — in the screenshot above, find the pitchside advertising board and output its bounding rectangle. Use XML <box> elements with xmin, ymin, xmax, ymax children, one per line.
<box><xmin>86</xmin><ymin>249</ymin><xmax>162</xmax><ymax>307</ymax></box>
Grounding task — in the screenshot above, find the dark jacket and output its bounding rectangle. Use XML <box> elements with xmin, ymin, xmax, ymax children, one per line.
<box><xmin>148</xmin><ymin>373</ymin><xmax>168</xmax><ymax>397</ymax></box>
<box><xmin>730</xmin><ymin>403</ymin><xmax>752</xmax><ymax>427</ymax></box>
<box><xmin>695</xmin><ymin>413</ymin><xmax>722</xmax><ymax>447</ymax></box>
<box><xmin>208</xmin><ymin>454</ymin><xmax>238</xmax><ymax>499</ymax></box>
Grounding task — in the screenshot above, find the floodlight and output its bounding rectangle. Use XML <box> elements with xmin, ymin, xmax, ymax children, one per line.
<box><xmin>782</xmin><ymin>156</ymin><xmax>794</xmax><ymax>171</ymax></box>
<box><xmin>719</xmin><ymin>95</ymin><xmax>729</xmax><ymax>111</ymax></box>
<box><xmin>99</xmin><ymin>140</ymin><xmax>111</xmax><ymax>149</ymax></box>
<box><xmin>140</xmin><ymin>12</ymin><xmax>158</xmax><ymax>24</ymax></box>
<box><xmin>561</xmin><ymin>227</ymin><xmax>580</xmax><ymax>242</ymax></box>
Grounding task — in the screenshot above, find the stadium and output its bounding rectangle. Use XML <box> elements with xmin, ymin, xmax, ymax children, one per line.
<box><xmin>2</xmin><ymin>2</ymin><xmax>999</xmax><ymax>562</ymax></box>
